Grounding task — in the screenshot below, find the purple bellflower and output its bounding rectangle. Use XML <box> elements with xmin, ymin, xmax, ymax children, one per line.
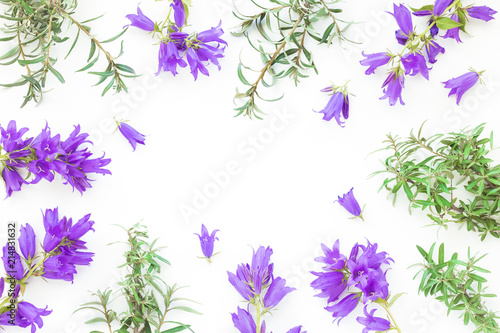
<box><xmin>194</xmin><ymin>224</ymin><xmax>219</xmax><ymax>261</ymax></box>
<box><xmin>443</xmin><ymin>70</ymin><xmax>482</xmax><ymax>105</ymax></box>
<box><xmin>16</xmin><ymin>301</ymin><xmax>52</xmax><ymax>333</ymax></box>
<box><xmin>356</xmin><ymin>306</ymin><xmax>391</xmax><ymax>333</ymax></box>
<box><xmin>314</xmin><ymin>84</ymin><xmax>349</xmax><ymax>127</ymax></box>
<box><xmin>232</xmin><ymin>307</ymin><xmax>257</xmax><ymax>333</ymax></box>
<box><xmin>467</xmin><ymin>6</ymin><xmax>497</xmax><ymax>22</ymax></box>
<box><xmin>442</xmin><ymin>14</ymin><xmax>462</xmax><ymax>43</ymax></box>
<box><xmin>335</xmin><ymin>188</ymin><xmax>364</xmax><ymax>220</ymax></box>
<box><xmin>171</xmin><ymin>0</ymin><xmax>186</xmax><ymax>28</ymax></box>
<box><xmin>287</xmin><ymin>326</ymin><xmax>307</xmax><ymax>333</ymax></box>
<box><xmin>413</xmin><ymin>0</ymin><xmax>453</xmax><ymax>37</ymax></box>
<box><xmin>380</xmin><ymin>70</ymin><xmax>405</xmax><ymax>106</ymax></box>
<box><xmin>424</xmin><ymin>40</ymin><xmax>445</xmax><ymax>64</ymax></box>
<box><xmin>19</xmin><ymin>223</ymin><xmax>36</xmax><ymax>261</ymax></box>
<box><xmin>2</xmin><ymin>244</ymin><xmax>24</xmax><ymax>280</ymax></box>
<box><xmin>401</xmin><ymin>52</ymin><xmax>430</xmax><ymax>80</ymax></box>
<box><xmin>360</xmin><ymin>52</ymin><xmax>392</xmax><ymax>75</ymax></box>
<box><xmin>157</xmin><ymin>40</ymin><xmax>188</xmax><ymax>76</ymax></box>
<box><xmin>1</xmin><ymin>166</ymin><xmax>27</xmax><ymax>198</ymax></box>
<box><xmin>390</xmin><ymin>4</ymin><xmax>414</xmax><ymax>45</ymax></box>
<box><xmin>263</xmin><ymin>277</ymin><xmax>295</xmax><ymax>309</ymax></box>
<box><xmin>126</xmin><ymin>5</ymin><xmax>155</xmax><ymax>31</ymax></box>
<box><xmin>116</xmin><ymin>121</ymin><xmax>146</xmax><ymax>151</ymax></box>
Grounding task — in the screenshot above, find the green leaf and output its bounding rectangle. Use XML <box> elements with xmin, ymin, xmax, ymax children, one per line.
<box><xmin>100</xmin><ymin>27</ymin><xmax>129</xmax><ymax>44</ymax></box>
<box><xmin>435</xmin><ymin>17</ymin><xmax>463</xmax><ymax>30</ymax></box>
<box><xmin>161</xmin><ymin>326</ymin><xmax>191</xmax><ymax>333</ymax></box>
<box><xmin>48</xmin><ymin>65</ymin><xmax>66</xmax><ymax>84</ymax></box>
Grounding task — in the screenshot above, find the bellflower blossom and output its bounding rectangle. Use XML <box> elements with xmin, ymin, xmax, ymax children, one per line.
<box><xmin>313</xmin><ymin>83</ymin><xmax>350</xmax><ymax>127</ymax></box>
<box><xmin>0</xmin><ymin>121</ymin><xmax>111</xmax><ymax>197</ymax></box>
<box><xmin>380</xmin><ymin>70</ymin><xmax>405</xmax><ymax>106</ymax></box>
<box><xmin>19</xmin><ymin>224</ymin><xmax>36</xmax><ymax>262</ymax></box>
<box><xmin>467</xmin><ymin>6</ymin><xmax>497</xmax><ymax>22</ymax></box>
<box><xmin>171</xmin><ymin>0</ymin><xmax>186</xmax><ymax>27</ymax></box>
<box><xmin>390</xmin><ymin>4</ymin><xmax>414</xmax><ymax>45</ymax></box>
<box><xmin>336</xmin><ymin>188</ymin><xmax>364</xmax><ymax>220</ymax></box>
<box><xmin>442</xmin><ymin>70</ymin><xmax>483</xmax><ymax>105</ymax></box>
<box><xmin>413</xmin><ymin>0</ymin><xmax>453</xmax><ymax>37</ymax></box>
<box><xmin>228</xmin><ymin>246</ymin><xmax>303</xmax><ymax>333</ymax></box>
<box><xmin>194</xmin><ymin>224</ymin><xmax>219</xmax><ymax>261</ymax></box>
<box><xmin>311</xmin><ymin>240</ymin><xmax>400</xmax><ymax>331</ymax></box>
<box><xmin>125</xmin><ymin>5</ymin><xmax>155</xmax><ymax>31</ymax></box>
<box><xmin>116</xmin><ymin>120</ymin><xmax>146</xmax><ymax>151</ymax></box>
<box><xmin>442</xmin><ymin>14</ymin><xmax>462</xmax><ymax>43</ymax></box>
<box><xmin>360</xmin><ymin>52</ymin><xmax>392</xmax><ymax>75</ymax></box>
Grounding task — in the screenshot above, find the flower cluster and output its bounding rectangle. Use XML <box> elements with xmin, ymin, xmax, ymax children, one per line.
<box><xmin>228</xmin><ymin>246</ymin><xmax>305</xmax><ymax>333</ymax></box>
<box><xmin>194</xmin><ymin>224</ymin><xmax>219</xmax><ymax>262</ymax></box>
<box><xmin>311</xmin><ymin>240</ymin><xmax>401</xmax><ymax>332</ymax></box>
<box><xmin>126</xmin><ymin>2</ymin><xmax>226</xmax><ymax>80</ymax></box>
<box><xmin>360</xmin><ymin>1</ymin><xmax>496</xmax><ymax>106</ymax></box>
<box><xmin>0</xmin><ymin>208</ymin><xmax>94</xmax><ymax>332</ymax></box>
<box><xmin>0</xmin><ymin>120</ymin><xmax>111</xmax><ymax>197</ymax></box>
<box><xmin>314</xmin><ymin>83</ymin><xmax>350</xmax><ymax>127</ymax></box>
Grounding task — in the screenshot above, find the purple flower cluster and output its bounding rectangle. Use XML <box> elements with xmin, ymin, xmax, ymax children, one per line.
<box><xmin>126</xmin><ymin>3</ymin><xmax>227</xmax><ymax>80</ymax></box>
<box><xmin>0</xmin><ymin>208</ymin><xmax>94</xmax><ymax>332</ymax></box>
<box><xmin>360</xmin><ymin>1</ymin><xmax>496</xmax><ymax>106</ymax></box>
<box><xmin>228</xmin><ymin>246</ymin><xmax>305</xmax><ymax>333</ymax></box>
<box><xmin>0</xmin><ymin>120</ymin><xmax>111</xmax><ymax>198</ymax></box>
<box><xmin>311</xmin><ymin>240</ymin><xmax>395</xmax><ymax>332</ymax></box>
<box><xmin>314</xmin><ymin>84</ymin><xmax>350</xmax><ymax>127</ymax></box>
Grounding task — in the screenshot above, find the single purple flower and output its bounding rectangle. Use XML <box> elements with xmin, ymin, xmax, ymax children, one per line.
<box><xmin>197</xmin><ymin>21</ymin><xmax>227</xmax><ymax>46</ymax></box>
<box><xmin>171</xmin><ymin>0</ymin><xmax>186</xmax><ymax>28</ymax></box>
<box><xmin>2</xmin><ymin>166</ymin><xmax>27</xmax><ymax>197</ymax></box>
<box><xmin>311</xmin><ymin>270</ymin><xmax>347</xmax><ymax>303</ymax></box>
<box><xmin>68</xmin><ymin>213</ymin><xmax>95</xmax><ymax>240</ymax></box>
<box><xmin>0</xmin><ymin>120</ymin><xmax>33</xmax><ymax>154</ymax></box>
<box><xmin>186</xmin><ymin>47</ymin><xmax>210</xmax><ymax>80</ymax></box>
<box><xmin>314</xmin><ymin>86</ymin><xmax>349</xmax><ymax>127</ymax></box>
<box><xmin>228</xmin><ymin>269</ymin><xmax>254</xmax><ymax>300</ymax></box>
<box><xmin>251</xmin><ymin>246</ymin><xmax>274</xmax><ymax>294</ymax></box>
<box><xmin>380</xmin><ymin>71</ymin><xmax>405</xmax><ymax>106</ymax></box>
<box><xmin>116</xmin><ymin>121</ymin><xmax>146</xmax><ymax>151</ymax></box>
<box><xmin>401</xmin><ymin>52</ymin><xmax>430</xmax><ymax>80</ymax></box>
<box><xmin>263</xmin><ymin>277</ymin><xmax>295</xmax><ymax>309</ymax></box>
<box><xmin>325</xmin><ymin>293</ymin><xmax>359</xmax><ymax>324</ymax></box>
<box><xmin>443</xmin><ymin>70</ymin><xmax>482</xmax><ymax>105</ymax></box>
<box><xmin>315</xmin><ymin>241</ymin><xmax>346</xmax><ymax>270</ymax></box>
<box><xmin>286</xmin><ymin>326</ymin><xmax>307</xmax><ymax>333</ymax></box>
<box><xmin>19</xmin><ymin>224</ymin><xmax>36</xmax><ymax>261</ymax></box>
<box><xmin>194</xmin><ymin>224</ymin><xmax>219</xmax><ymax>259</ymax></box>
<box><xmin>157</xmin><ymin>41</ymin><xmax>187</xmax><ymax>76</ymax></box>
<box><xmin>424</xmin><ymin>40</ymin><xmax>445</xmax><ymax>64</ymax></box>
<box><xmin>390</xmin><ymin>4</ymin><xmax>413</xmax><ymax>45</ymax></box>
<box><xmin>43</xmin><ymin>255</ymin><xmax>78</xmax><ymax>282</ymax></box>
<box><xmin>442</xmin><ymin>14</ymin><xmax>462</xmax><ymax>43</ymax></box>
<box><xmin>335</xmin><ymin>188</ymin><xmax>364</xmax><ymax>219</ymax></box>
<box><xmin>232</xmin><ymin>307</ymin><xmax>256</xmax><ymax>333</ymax></box>
<box><xmin>2</xmin><ymin>244</ymin><xmax>24</xmax><ymax>280</ymax></box>
<box><xmin>467</xmin><ymin>6</ymin><xmax>497</xmax><ymax>22</ymax></box>
<box><xmin>356</xmin><ymin>306</ymin><xmax>391</xmax><ymax>333</ymax></box>
<box><xmin>356</xmin><ymin>241</ymin><xmax>394</xmax><ymax>270</ymax></box>
<box><xmin>360</xmin><ymin>52</ymin><xmax>391</xmax><ymax>75</ymax></box>
<box><xmin>126</xmin><ymin>5</ymin><xmax>155</xmax><ymax>31</ymax></box>
<box><xmin>358</xmin><ymin>269</ymin><xmax>390</xmax><ymax>303</ymax></box>
<box><xmin>17</xmin><ymin>301</ymin><xmax>52</xmax><ymax>333</ymax></box>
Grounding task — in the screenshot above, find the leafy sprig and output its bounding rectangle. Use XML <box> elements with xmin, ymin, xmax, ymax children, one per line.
<box><xmin>77</xmin><ymin>223</ymin><xmax>199</xmax><ymax>333</ymax></box>
<box><xmin>372</xmin><ymin>123</ymin><xmax>500</xmax><ymax>240</ymax></box>
<box><xmin>0</xmin><ymin>0</ymin><xmax>136</xmax><ymax>107</ymax></box>
<box><xmin>415</xmin><ymin>243</ymin><xmax>500</xmax><ymax>332</ymax></box>
<box><xmin>233</xmin><ymin>0</ymin><xmax>352</xmax><ymax>119</ymax></box>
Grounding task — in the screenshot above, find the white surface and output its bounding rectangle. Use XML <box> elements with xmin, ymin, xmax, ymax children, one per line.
<box><xmin>1</xmin><ymin>0</ymin><xmax>500</xmax><ymax>332</ymax></box>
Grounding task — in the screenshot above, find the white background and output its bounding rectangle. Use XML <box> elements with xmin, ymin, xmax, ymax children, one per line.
<box><xmin>1</xmin><ymin>0</ymin><xmax>500</xmax><ymax>332</ymax></box>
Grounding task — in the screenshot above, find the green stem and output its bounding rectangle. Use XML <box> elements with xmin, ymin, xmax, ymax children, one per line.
<box><xmin>255</xmin><ymin>299</ymin><xmax>262</xmax><ymax>333</ymax></box>
<box><xmin>380</xmin><ymin>301</ymin><xmax>401</xmax><ymax>333</ymax></box>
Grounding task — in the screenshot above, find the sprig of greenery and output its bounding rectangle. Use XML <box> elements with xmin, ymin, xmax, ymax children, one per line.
<box><xmin>372</xmin><ymin>123</ymin><xmax>500</xmax><ymax>240</ymax></box>
<box><xmin>414</xmin><ymin>243</ymin><xmax>500</xmax><ymax>332</ymax></box>
<box><xmin>77</xmin><ymin>223</ymin><xmax>199</xmax><ymax>333</ymax></box>
<box><xmin>233</xmin><ymin>0</ymin><xmax>352</xmax><ymax>119</ymax></box>
<box><xmin>0</xmin><ymin>0</ymin><xmax>136</xmax><ymax>107</ymax></box>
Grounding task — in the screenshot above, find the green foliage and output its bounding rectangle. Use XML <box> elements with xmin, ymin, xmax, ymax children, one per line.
<box><xmin>233</xmin><ymin>0</ymin><xmax>352</xmax><ymax>119</ymax></box>
<box><xmin>77</xmin><ymin>223</ymin><xmax>198</xmax><ymax>333</ymax></box>
<box><xmin>0</xmin><ymin>0</ymin><xmax>136</xmax><ymax>107</ymax></box>
<box><xmin>373</xmin><ymin>123</ymin><xmax>500</xmax><ymax>240</ymax></box>
<box><xmin>415</xmin><ymin>243</ymin><xmax>500</xmax><ymax>332</ymax></box>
